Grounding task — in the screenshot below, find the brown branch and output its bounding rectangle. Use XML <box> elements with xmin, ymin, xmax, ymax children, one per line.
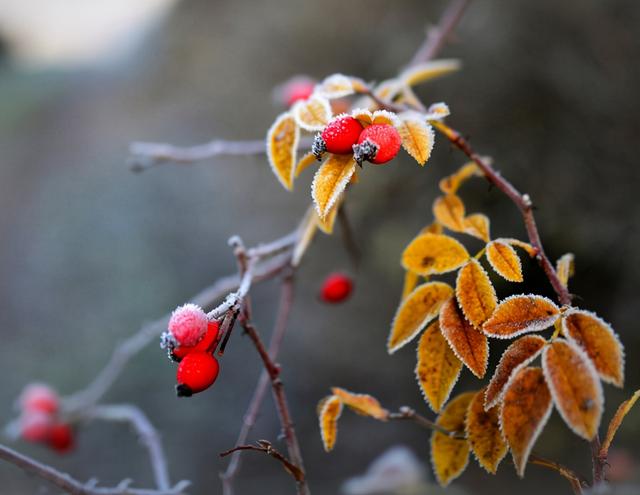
<box><xmin>220</xmin><ymin>440</ymin><xmax>304</xmax><ymax>484</ymax></box>
<box><xmin>530</xmin><ymin>454</ymin><xmax>586</xmax><ymax>495</ymax></box>
<box><xmin>389</xmin><ymin>406</ymin><xmax>465</xmax><ymax>439</ymax></box>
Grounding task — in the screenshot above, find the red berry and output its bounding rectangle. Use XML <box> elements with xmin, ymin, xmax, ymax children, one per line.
<box><xmin>48</xmin><ymin>423</ymin><xmax>74</xmax><ymax>453</ymax></box>
<box><xmin>19</xmin><ymin>383</ymin><xmax>59</xmax><ymax>415</ymax></box>
<box><xmin>314</xmin><ymin>116</ymin><xmax>364</xmax><ymax>157</ymax></box>
<box><xmin>277</xmin><ymin>76</ymin><xmax>316</xmax><ymax>106</ymax></box>
<box><xmin>168</xmin><ymin>304</ymin><xmax>208</xmax><ymax>347</ymax></box>
<box><xmin>320</xmin><ymin>273</ymin><xmax>354</xmax><ymax>303</ymax></box>
<box><xmin>354</xmin><ymin>124</ymin><xmax>402</xmax><ymax>165</ymax></box>
<box><xmin>176</xmin><ymin>352</ymin><xmax>220</xmax><ymax>397</ymax></box>
<box><xmin>170</xmin><ymin>320</ymin><xmax>221</xmax><ymax>361</ymax></box>
<box><xmin>20</xmin><ymin>412</ymin><xmax>54</xmax><ymax>443</ymax></box>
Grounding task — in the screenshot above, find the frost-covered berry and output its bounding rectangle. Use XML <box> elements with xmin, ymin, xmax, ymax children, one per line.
<box><xmin>20</xmin><ymin>412</ymin><xmax>54</xmax><ymax>443</ymax></box>
<box><xmin>320</xmin><ymin>273</ymin><xmax>354</xmax><ymax>303</ymax></box>
<box><xmin>275</xmin><ymin>76</ymin><xmax>316</xmax><ymax>107</ymax></box>
<box><xmin>168</xmin><ymin>304</ymin><xmax>208</xmax><ymax>347</ymax></box>
<box><xmin>19</xmin><ymin>383</ymin><xmax>60</xmax><ymax>415</ymax></box>
<box><xmin>313</xmin><ymin>116</ymin><xmax>364</xmax><ymax>159</ymax></box>
<box><xmin>48</xmin><ymin>423</ymin><xmax>74</xmax><ymax>453</ymax></box>
<box><xmin>353</xmin><ymin>124</ymin><xmax>402</xmax><ymax>165</ymax></box>
<box><xmin>170</xmin><ymin>320</ymin><xmax>221</xmax><ymax>362</ymax></box>
<box><xmin>176</xmin><ymin>352</ymin><xmax>220</xmax><ymax>397</ymax></box>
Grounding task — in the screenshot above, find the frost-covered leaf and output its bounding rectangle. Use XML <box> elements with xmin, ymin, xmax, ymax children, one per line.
<box><xmin>420</xmin><ymin>221</ymin><xmax>444</xmax><ymax>235</ymax></box>
<box><xmin>465</xmin><ymin>389</ymin><xmax>508</xmax><ymax>474</ymax></box>
<box><xmin>556</xmin><ymin>253</ymin><xmax>575</xmax><ymax>289</ymax></box>
<box><xmin>430</xmin><ymin>391</ymin><xmax>474</xmax><ymax>486</ymax></box>
<box><xmin>562</xmin><ymin>310</ymin><xmax>624</xmax><ymax>387</ymax></box>
<box><xmin>456</xmin><ymin>259</ymin><xmax>497</xmax><ymax>328</ymax></box>
<box><xmin>351</xmin><ymin>108</ymin><xmax>374</xmax><ymax>126</ymax></box>
<box><xmin>388</xmin><ymin>281</ymin><xmax>453</xmax><ymax>353</ymax></box>
<box><xmin>500</xmin><ymin>367</ymin><xmax>553</xmax><ymax>477</ymax></box>
<box><xmin>498</xmin><ymin>238</ymin><xmax>537</xmax><ymax>257</ymax></box>
<box><xmin>311</xmin><ymin>154</ymin><xmax>356</xmax><ymax>219</ymax></box>
<box><xmin>484</xmin><ymin>335</ymin><xmax>546</xmax><ymax>410</ymax></box>
<box><xmin>433</xmin><ymin>194</ymin><xmax>466</xmax><ymax>232</ymax></box>
<box><xmin>373</xmin><ymin>79</ymin><xmax>402</xmax><ymax>101</ymax></box>
<box><xmin>293</xmin><ymin>95</ymin><xmax>332</xmax><ymax>131</ymax></box>
<box><xmin>486</xmin><ymin>240</ymin><xmax>523</xmax><ymax>282</ymax></box>
<box><xmin>331</xmin><ymin>387</ymin><xmax>389</xmax><ymax>420</ymax></box>
<box><xmin>371</xmin><ymin>110</ymin><xmax>401</xmax><ymax>127</ymax></box>
<box><xmin>482</xmin><ymin>295</ymin><xmax>560</xmax><ymax>338</ymax></box>
<box><xmin>416</xmin><ymin>321</ymin><xmax>463</xmax><ymax>412</ymax></box>
<box><xmin>397</xmin><ymin>112</ymin><xmax>435</xmax><ymax>166</ymax></box>
<box><xmin>317</xmin><ymin>196</ymin><xmax>341</xmax><ymax>234</ymax></box>
<box><xmin>295</xmin><ymin>151</ymin><xmax>318</xmax><ymax>178</ymax></box>
<box><xmin>402</xmin><ymin>233</ymin><xmax>469</xmax><ymax>276</ymax></box>
<box><xmin>267</xmin><ymin>111</ymin><xmax>299</xmax><ymax>190</ymax></box>
<box><xmin>439</xmin><ymin>161</ymin><xmax>482</xmax><ymax>194</ymax></box>
<box><xmin>463</xmin><ymin>213</ymin><xmax>491</xmax><ymax>242</ymax></box>
<box><xmin>402</xmin><ymin>270</ymin><xmax>420</xmax><ymax>300</ymax></box>
<box><xmin>601</xmin><ymin>389</ymin><xmax>640</xmax><ymax>455</ymax></box>
<box><xmin>316</xmin><ymin>74</ymin><xmax>356</xmax><ymax>99</ymax></box>
<box><xmin>401</xmin><ymin>59</ymin><xmax>461</xmax><ymax>87</ymax></box>
<box><xmin>424</xmin><ymin>102</ymin><xmax>451</xmax><ymax>121</ymax></box>
<box><xmin>439</xmin><ymin>297</ymin><xmax>489</xmax><ymax>378</ymax></box>
<box><xmin>319</xmin><ymin>395</ymin><xmax>343</xmax><ymax>452</ymax></box>
<box><xmin>542</xmin><ymin>339</ymin><xmax>603</xmax><ymax>440</ymax></box>
<box><xmin>292</xmin><ymin>206</ymin><xmax>318</xmax><ymax>267</ymax></box>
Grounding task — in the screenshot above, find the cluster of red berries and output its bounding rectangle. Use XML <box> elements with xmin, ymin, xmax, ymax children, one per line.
<box><xmin>161</xmin><ymin>304</ymin><xmax>222</xmax><ymax>397</ymax></box>
<box><xmin>312</xmin><ymin>116</ymin><xmax>402</xmax><ymax>166</ymax></box>
<box><xmin>320</xmin><ymin>273</ymin><xmax>354</xmax><ymax>304</ymax></box>
<box><xmin>17</xmin><ymin>384</ymin><xmax>74</xmax><ymax>453</ymax></box>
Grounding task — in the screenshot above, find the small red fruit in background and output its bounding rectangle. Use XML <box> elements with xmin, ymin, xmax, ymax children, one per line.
<box><xmin>176</xmin><ymin>351</ymin><xmax>220</xmax><ymax>397</ymax></box>
<box><xmin>275</xmin><ymin>76</ymin><xmax>316</xmax><ymax>107</ymax></box>
<box><xmin>20</xmin><ymin>412</ymin><xmax>54</xmax><ymax>443</ymax></box>
<box><xmin>320</xmin><ymin>273</ymin><xmax>354</xmax><ymax>303</ymax></box>
<box><xmin>353</xmin><ymin>123</ymin><xmax>402</xmax><ymax>165</ymax></box>
<box><xmin>313</xmin><ymin>116</ymin><xmax>364</xmax><ymax>158</ymax></box>
<box><xmin>170</xmin><ymin>320</ymin><xmax>221</xmax><ymax>361</ymax></box>
<box><xmin>48</xmin><ymin>423</ymin><xmax>74</xmax><ymax>453</ymax></box>
<box><xmin>168</xmin><ymin>303</ymin><xmax>208</xmax><ymax>347</ymax></box>
<box><xmin>19</xmin><ymin>383</ymin><xmax>60</xmax><ymax>415</ymax></box>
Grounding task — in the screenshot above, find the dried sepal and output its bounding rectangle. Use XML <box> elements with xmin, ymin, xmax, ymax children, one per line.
<box><xmin>500</xmin><ymin>366</ymin><xmax>553</xmax><ymax>477</ymax></box>
<box><xmin>430</xmin><ymin>391</ymin><xmax>474</xmax><ymax>486</ymax></box>
<box><xmin>542</xmin><ymin>339</ymin><xmax>603</xmax><ymax>440</ymax></box>
<box><xmin>401</xmin><ymin>233</ymin><xmax>470</xmax><ymax>276</ymax></box>
<box><xmin>396</xmin><ymin>111</ymin><xmax>435</xmax><ymax>165</ymax></box>
<box><xmin>601</xmin><ymin>389</ymin><xmax>640</xmax><ymax>455</ymax></box>
<box><xmin>484</xmin><ymin>335</ymin><xmax>547</xmax><ymax>410</ymax></box>
<box><xmin>415</xmin><ymin>321</ymin><xmax>463</xmax><ymax>412</ymax></box>
<box><xmin>400</xmin><ymin>59</ymin><xmax>461</xmax><ymax>87</ymax></box>
<box><xmin>433</xmin><ymin>194</ymin><xmax>466</xmax><ymax>232</ymax></box>
<box><xmin>402</xmin><ymin>270</ymin><xmax>420</xmax><ymax>300</ymax></box>
<box><xmin>266</xmin><ymin>111</ymin><xmax>299</xmax><ymax>190</ymax></box>
<box><xmin>456</xmin><ymin>259</ymin><xmax>497</xmax><ymax>328</ymax></box>
<box><xmin>292</xmin><ymin>206</ymin><xmax>318</xmax><ymax>267</ymax></box>
<box><xmin>295</xmin><ymin>152</ymin><xmax>318</xmax><ymax>178</ymax></box>
<box><xmin>318</xmin><ymin>395</ymin><xmax>343</xmax><ymax>452</ymax></box>
<box><xmin>331</xmin><ymin>387</ymin><xmax>389</xmax><ymax>420</ymax></box>
<box><xmin>292</xmin><ymin>95</ymin><xmax>332</xmax><ymax>131</ymax></box>
<box><xmin>486</xmin><ymin>240</ymin><xmax>523</xmax><ymax>282</ymax></box>
<box><xmin>556</xmin><ymin>253</ymin><xmax>575</xmax><ymax>288</ymax></box>
<box><xmin>465</xmin><ymin>389</ymin><xmax>508</xmax><ymax>474</ymax></box>
<box><xmin>562</xmin><ymin>309</ymin><xmax>624</xmax><ymax>387</ymax></box>
<box><xmin>463</xmin><ymin>213</ymin><xmax>491</xmax><ymax>242</ymax></box>
<box><xmin>424</xmin><ymin>102</ymin><xmax>451</xmax><ymax>121</ymax></box>
<box><xmin>482</xmin><ymin>295</ymin><xmax>560</xmax><ymax>339</ymax></box>
<box><xmin>439</xmin><ymin>297</ymin><xmax>489</xmax><ymax>378</ymax></box>
<box><xmin>315</xmin><ymin>74</ymin><xmax>356</xmax><ymax>99</ymax></box>
<box><xmin>311</xmin><ymin>154</ymin><xmax>356</xmax><ymax>219</ymax></box>
<box><xmin>388</xmin><ymin>281</ymin><xmax>453</xmax><ymax>353</ymax></box>
<box><xmin>439</xmin><ymin>161</ymin><xmax>483</xmax><ymax>194</ymax></box>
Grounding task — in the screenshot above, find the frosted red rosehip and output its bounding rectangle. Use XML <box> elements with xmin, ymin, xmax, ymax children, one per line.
<box><xmin>313</xmin><ymin>116</ymin><xmax>364</xmax><ymax>158</ymax></box>
<box><xmin>19</xmin><ymin>383</ymin><xmax>60</xmax><ymax>415</ymax></box>
<box><xmin>20</xmin><ymin>412</ymin><xmax>54</xmax><ymax>443</ymax></box>
<box><xmin>168</xmin><ymin>303</ymin><xmax>208</xmax><ymax>347</ymax></box>
<box><xmin>320</xmin><ymin>273</ymin><xmax>354</xmax><ymax>303</ymax></box>
<box><xmin>170</xmin><ymin>320</ymin><xmax>221</xmax><ymax>361</ymax></box>
<box><xmin>353</xmin><ymin>123</ymin><xmax>402</xmax><ymax>165</ymax></box>
<box><xmin>278</xmin><ymin>76</ymin><xmax>316</xmax><ymax>106</ymax></box>
<box><xmin>176</xmin><ymin>351</ymin><xmax>220</xmax><ymax>397</ymax></box>
<box><xmin>48</xmin><ymin>423</ymin><xmax>74</xmax><ymax>453</ymax></box>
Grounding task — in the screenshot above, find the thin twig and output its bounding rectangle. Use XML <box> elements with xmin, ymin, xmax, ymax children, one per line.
<box><xmin>220</xmin><ymin>440</ymin><xmax>304</xmax><ymax>484</ymax></box>
<box><xmin>388</xmin><ymin>406</ymin><xmax>465</xmax><ymax>438</ymax></box>
<box><xmin>530</xmin><ymin>454</ymin><xmax>586</xmax><ymax>495</ymax></box>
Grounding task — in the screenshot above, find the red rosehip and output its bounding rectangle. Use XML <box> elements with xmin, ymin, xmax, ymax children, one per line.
<box><xmin>19</xmin><ymin>383</ymin><xmax>60</xmax><ymax>415</ymax></box>
<box><xmin>277</xmin><ymin>76</ymin><xmax>316</xmax><ymax>107</ymax></box>
<box><xmin>176</xmin><ymin>352</ymin><xmax>220</xmax><ymax>397</ymax></box>
<box><xmin>168</xmin><ymin>303</ymin><xmax>208</xmax><ymax>347</ymax></box>
<box><xmin>353</xmin><ymin>123</ymin><xmax>402</xmax><ymax>165</ymax></box>
<box><xmin>170</xmin><ymin>320</ymin><xmax>221</xmax><ymax>361</ymax></box>
<box><xmin>320</xmin><ymin>273</ymin><xmax>354</xmax><ymax>303</ymax></box>
<box><xmin>313</xmin><ymin>116</ymin><xmax>364</xmax><ymax>158</ymax></box>
<box><xmin>48</xmin><ymin>423</ymin><xmax>74</xmax><ymax>453</ymax></box>
<box><xmin>20</xmin><ymin>412</ymin><xmax>54</xmax><ymax>443</ymax></box>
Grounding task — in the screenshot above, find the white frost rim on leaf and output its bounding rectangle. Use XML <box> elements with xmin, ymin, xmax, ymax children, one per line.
<box><xmin>266</xmin><ymin>111</ymin><xmax>299</xmax><ymax>190</ymax></box>
<box><xmin>319</xmin><ymin>395</ymin><xmax>343</xmax><ymax>452</ymax></box>
<box><xmin>455</xmin><ymin>258</ymin><xmax>498</xmax><ymax>329</ymax></box>
<box><xmin>482</xmin><ymin>294</ymin><xmax>560</xmax><ymax>339</ymax></box>
<box><xmin>292</xmin><ymin>95</ymin><xmax>332</xmax><ymax>131</ymax></box>
<box><xmin>310</xmin><ymin>156</ymin><xmax>355</xmax><ymax>219</ymax></box>
<box><xmin>485</xmin><ymin>240</ymin><xmax>523</xmax><ymax>282</ymax></box>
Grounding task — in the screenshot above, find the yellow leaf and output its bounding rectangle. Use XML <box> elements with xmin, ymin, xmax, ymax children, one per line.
<box><xmin>500</xmin><ymin>366</ymin><xmax>553</xmax><ymax>477</ymax></box>
<box><xmin>373</xmin><ymin>79</ymin><xmax>402</xmax><ymax>101</ymax></box>
<box><xmin>311</xmin><ymin>154</ymin><xmax>356</xmax><ymax>219</ymax></box>
<box><xmin>318</xmin><ymin>395</ymin><xmax>343</xmax><ymax>452</ymax></box>
<box><xmin>562</xmin><ymin>309</ymin><xmax>624</xmax><ymax>387</ymax></box>
<box><xmin>486</xmin><ymin>240</ymin><xmax>523</xmax><ymax>282</ymax></box>
<box><xmin>433</xmin><ymin>194</ymin><xmax>466</xmax><ymax>232</ymax></box>
<box><xmin>439</xmin><ymin>161</ymin><xmax>482</xmax><ymax>194</ymax></box>
<box><xmin>456</xmin><ymin>259</ymin><xmax>497</xmax><ymax>328</ymax></box>
<box><xmin>316</xmin><ymin>73</ymin><xmax>355</xmax><ymax>99</ymax></box>
<box><xmin>498</xmin><ymin>237</ymin><xmax>538</xmax><ymax>257</ymax></box>
<box><xmin>292</xmin><ymin>206</ymin><xmax>318</xmax><ymax>267</ymax></box>
<box><xmin>420</xmin><ymin>221</ymin><xmax>444</xmax><ymax>235</ymax></box>
<box><xmin>371</xmin><ymin>109</ymin><xmax>401</xmax><ymax>127</ymax></box>
<box><xmin>351</xmin><ymin>108</ymin><xmax>373</xmax><ymax>126</ymax></box>
<box><xmin>424</xmin><ymin>102</ymin><xmax>451</xmax><ymax>120</ymax></box>
<box><xmin>430</xmin><ymin>391</ymin><xmax>474</xmax><ymax>486</ymax></box>
<box><xmin>331</xmin><ymin>387</ymin><xmax>389</xmax><ymax>420</ymax></box>
<box><xmin>295</xmin><ymin>152</ymin><xmax>318</xmax><ymax>179</ymax></box>
<box><xmin>439</xmin><ymin>297</ymin><xmax>489</xmax><ymax>378</ymax></box>
<box><xmin>401</xmin><ymin>270</ymin><xmax>420</xmax><ymax>300</ymax></box>
<box><xmin>465</xmin><ymin>389</ymin><xmax>508</xmax><ymax>474</ymax></box>
<box><xmin>601</xmin><ymin>389</ymin><xmax>640</xmax><ymax>455</ymax></box>
<box><xmin>415</xmin><ymin>321</ymin><xmax>463</xmax><ymax>412</ymax></box>
<box><xmin>542</xmin><ymin>339</ymin><xmax>603</xmax><ymax>440</ymax></box>
<box><xmin>482</xmin><ymin>294</ymin><xmax>560</xmax><ymax>339</ymax></box>
<box><xmin>293</xmin><ymin>95</ymin><xmax>332</xmax><ymax>131</ymax></box>
<box><xmin>402</xmin><ymin>233</ymin><xmax>469</xmax><ymax>276</ymax></box>
<box><xmin>463</xmin><ymin>213</ymin><xmax>491</xmax><ymax>242</ymax></box>
<box><xmin>388</xmin><ymin>281</ymin><xmax>453</xmax><ymax>353</ymax></box>
<box><xmin>556</xmin><ymin>253</ymin><xmax>575</xmax><ymax>288</ymax></box>
<box><xmin>316</xmin><ymin>199</ymin><xmax>340</xmax><ymax>235</ymax></box>
<box><xmin>396</xmin><ymin>112</ymin><xmax>435</xmax><ymax>165</ymax></box>
<box><xmin>266</xmin><ymin>111</ymin><xmax>299</xmax><ymax>190</ymax></box>
<box><xmin>401</xmin><ymin>59</ymin><xmax>461</xmax><ymax>87</ymax></box>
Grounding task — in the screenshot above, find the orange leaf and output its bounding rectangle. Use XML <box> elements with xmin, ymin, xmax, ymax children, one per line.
<box><xmin>420</xmin><ymin>221</ymin><xmax>444</xmax><ymax>235</ymax></box>
<box><xmin>318</xmin><ymin>395</ymin><xmax>343</xmax><ymax>452</ymax></box>
<box><xmin>317</xmin><ymin>196</ymin><xmax>341</xmax><ymax>234</ymax></box>
<box><xmin>401</xmin><ymin>233</ymin><xmax>469</xmax><ymax>276</ymax></box>
<box><xmin>556</xmin><ymin>253</ymin><xmax>575</xmax><ymax>288</ymax></box>
<box><xmin>486</xmin><ymin>240</ymin><xmax>523</xmax><ymax>282</ymax></box>
<box><xmin>562</xmin><ymin>309</ymin><xmax>624</xmax><ymax>387</ymax></box>
<box><xmin>397</xmin><ymin>112</ymin><xmax>435</xmax><ymax>165</ymax></box>
<box><xmin>601</xmin><ymin>389</ymin><xmax>640</xmax><ymax>455</ymax></box>
<box><xmin>311</xmin><ymin>154</ymin><xmax>356</xmax><ymax>219</ymax></box>
<box><xmin>463</xmin><ymin>213</ymin><xmax>491</xmax><ymax>242</ymax></box>
<box><xmin>401</xmin><ymin>270</ymin><xmax>420</xmax><ymax>300</ymax></box>
<box><xmin>498</xmin><ymin>238</ymin><xmax>537</xmax><ymax>257</ymax></box>
<box><xmin>331</xmin><ymin>387</ymin><xmax>389</xmax><ymax>420</ymax></box>
<box><xmin>500</xmin><ymin>366</ymin><xmax>553</xmax><ymax>477</ymax></box>
<box><xmin>465</xmin><ymin>389</ymin><xmax>508</xmax><ymax>474</ymax></box>
<box><xmin>430</xmin><ymin>391</ymin><xmax>474</xmax><ymax>486</ymax></box>
<box><xmin>295</xmin><ymin>152</ymin><xmax>318</xmax><ymax>178</ymax></box>
<box><xmin>388</xmin><ymin>281</ymin><xmax>453</xmax><ymax>353</ymax></box>
<box><xmin>266</xmin><ymin>111</ymin><xmax>299</xmax><ymax>190</ymax></box>
<box><xmin>542</xmin><ymin>339</ymin><xmax>603</xmax><ymax>440</ymax></box>
<box><xmin>484</xmin><ymin>335</ymin><xmax>547</xmax><ymax>410</ymax></box>
<box><xmin>415</xmin><ymin>321</ymin><xmax>463</xmax><ymax>412</ymax></box>
<box><xmin>439</xmin><ymin>161</ymin><xmax>481</xmax><ymax>194</ymax></box>
<box><xmin>482</xmin><ymin>295</ymin><xmax>560</xmax><ymax>339</ymax></box>
<box><xmin>439</xmin><ymin>297</ymin><xmax>489</xmax><ymax>378</ymax></box>
<box><xmin>456</xmin><ymin>259</ymin><xmax>497</xmax><ymax>328</ymax></box>
<box><xmin>292</xmin><ymin>95</ymin><xmax>332</xmax><ymax>131</ymax></box>
<box><xmin>433</xmin><ymin>194</ymin><xmax>466</xmax><ymax>232</ymax></box>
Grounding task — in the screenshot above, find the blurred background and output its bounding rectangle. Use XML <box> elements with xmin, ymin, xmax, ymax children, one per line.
<box><xmin>1</xmin><ymin>0</ymin><xmax>638</xmax><ymax>493</ymax></box>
